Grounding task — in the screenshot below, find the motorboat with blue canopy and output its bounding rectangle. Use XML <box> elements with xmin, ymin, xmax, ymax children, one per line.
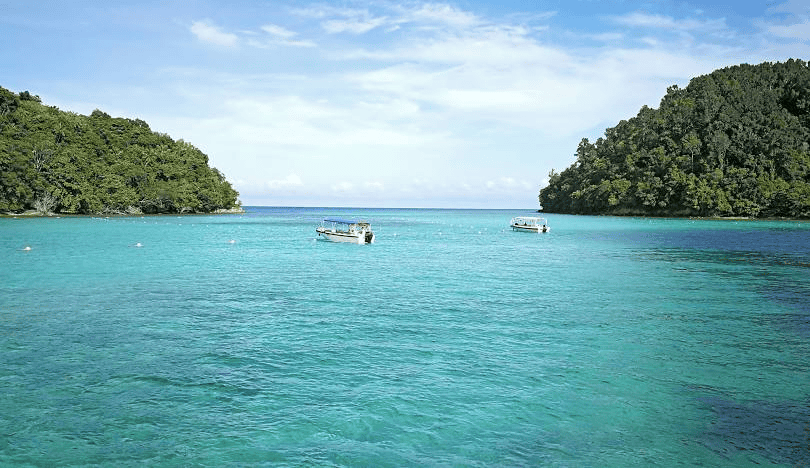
<box><xmin>510</xmin><ymin>216</ymin><xmax>550</xmax><ymax>233</ymax></box>
<box><xmin>316</xmin><ymin>218</ymin><xmax>375</xmax><ymax>244</ymax></box>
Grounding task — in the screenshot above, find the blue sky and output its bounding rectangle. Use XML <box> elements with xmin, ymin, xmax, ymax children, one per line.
<box><xmin>2</xmin><ymin>0</ymin><xmax>808</xmax><ymax>208</ymax></box>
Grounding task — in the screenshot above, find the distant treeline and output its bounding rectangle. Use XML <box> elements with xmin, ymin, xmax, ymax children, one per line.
<box><xmin>0</xmin><ymin>86</ymin><xmax>239</xmax><ymax>215</ymax></box>
<box><xmin>539</xmin><ymin>59</ymin><xmax>810</xmax><ymax>218</ymax></box>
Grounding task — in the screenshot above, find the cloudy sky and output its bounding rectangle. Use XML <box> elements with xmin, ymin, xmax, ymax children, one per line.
<box><xmin>2</xmin><ymin>1</ymin><xmax>808</xmax><ymax>208</ymax></box>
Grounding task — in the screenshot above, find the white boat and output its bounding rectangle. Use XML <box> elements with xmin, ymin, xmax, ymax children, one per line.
<box><xmin>316</xmin><ymin>218</ymin><xmax>375</xmax><ymax>244</ymax></box>
<box><xmin>510</xmin><ymin>216</ymin><xmax>550</xmax><ymax>233</ymax></box>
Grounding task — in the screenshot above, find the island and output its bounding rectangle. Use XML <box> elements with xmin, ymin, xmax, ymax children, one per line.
<box><xmin>539</xmin><ymin>59</ymin><xmax>810</xmax><ymax>219</ymax></box>
<box><xmin>0</xmin><ymin>86</ymin><xmax>240</xmax><ymax>215</ymax></box>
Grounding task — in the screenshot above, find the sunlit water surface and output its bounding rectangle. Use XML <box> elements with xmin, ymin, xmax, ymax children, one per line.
<box><xmin>2</xmin><ymin>207</ymin><xmax>809</xmax><ymax>466</ymax></box>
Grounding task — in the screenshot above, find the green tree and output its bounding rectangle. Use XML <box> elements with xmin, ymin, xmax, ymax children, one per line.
<box><xmin>0</xmin><ymin>85</ymin><xmax>240</xmax><ymax>215</ymax></box>
<box><xmin>540</xmin><ymin>60</ymin><xmax>810</xmax><ymax>218</ymax></box>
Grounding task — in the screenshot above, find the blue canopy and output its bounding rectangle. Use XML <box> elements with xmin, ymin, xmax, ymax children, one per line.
<box><xmin>323</xmin><ymin>218</ymin><xmax>366</xmax><ymax>225</ymax></box>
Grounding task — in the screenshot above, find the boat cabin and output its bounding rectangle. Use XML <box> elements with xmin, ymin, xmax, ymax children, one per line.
<box><xmin>510</xmin><ymin>216</ymin><xmax>550</xmax><ymax>233</ymax></box>
<box><xmin>316</xmin><ymin>218</ymin><xmax>375</xmax><ymax>244</ymax></box>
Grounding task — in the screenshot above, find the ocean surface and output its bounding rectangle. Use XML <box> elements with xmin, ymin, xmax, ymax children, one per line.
<box><xmin>1</xmin><ymin>207</ymin><xmax>809</xmax><ymax>467</ymax></box>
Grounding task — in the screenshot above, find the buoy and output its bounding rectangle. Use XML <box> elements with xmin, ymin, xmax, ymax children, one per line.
<box><xmin>228</xmin><ymin>239</ymin><xmax>236</xmax><ymax>244</ymax></box>
<box><xmin>135</xmin><ymin>242</ymin><xmax>143</xmax><ymax>248</ymax></box>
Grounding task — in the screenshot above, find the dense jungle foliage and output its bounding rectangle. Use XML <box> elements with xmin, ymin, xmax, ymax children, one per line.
<box><xmin>539</xmin><ymin>60</ymin><xmax>810</xmax><ymax>218</ymax></box>
<box><xmin>0</xmin><ymin>86</ymin><xmax>240</xmax><ymax>214</ymax></box>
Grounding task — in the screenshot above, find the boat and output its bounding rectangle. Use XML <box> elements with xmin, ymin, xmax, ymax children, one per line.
<box><xmin>510</xmin><ymin>216</ymin><xmax>550</xmax><ymax>233</ymax></box>
<box><xmin>316</xmin><ymin>218</ymin><xmax>375</xmax><ymax>244</ymax></box>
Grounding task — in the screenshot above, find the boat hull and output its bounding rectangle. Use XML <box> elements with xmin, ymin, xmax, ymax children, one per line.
<box><xmin>511</xmin><ymin>224</ymin><xmax>550</xmax><ymax>233</ymax></box>
<box><xmin>316</xmin><ymin>227</ymin><xmax>375</xmax><ymax>244</ymax></box>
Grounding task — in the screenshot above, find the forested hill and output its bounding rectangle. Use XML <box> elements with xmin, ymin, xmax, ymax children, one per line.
<box><xmin>0</xmin><ymin>86</ymin><xmax>240</xmax><ymax>215</ymax></box>
<box><xmin>539</xmin><ymin>59</ymin><xmax>810</xmax><ymax>218</ymax></box>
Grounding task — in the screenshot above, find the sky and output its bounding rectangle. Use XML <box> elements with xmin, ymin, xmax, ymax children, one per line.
<box><xmin>1</xmin><ymin>0</ymin><xmax>808</xmax><ymax>208</ymax></box>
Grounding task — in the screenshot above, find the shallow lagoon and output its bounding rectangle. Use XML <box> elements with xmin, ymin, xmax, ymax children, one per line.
<box><xmin>2</xmin><ymin>208</ymin><xmax>809</xmax><ymax>466</ymax></box>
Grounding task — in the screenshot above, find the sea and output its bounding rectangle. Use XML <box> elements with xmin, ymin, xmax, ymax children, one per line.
<box><xmin>1</xmin><ymin>207</ymin><xmax>809</xmax><ymax>467</ymax></box>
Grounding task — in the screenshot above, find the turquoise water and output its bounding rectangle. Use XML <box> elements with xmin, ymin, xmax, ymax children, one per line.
<box><xmin>1</xmin><ymin>207</ymin><xmax>809</xmax><ymax>467</ymax></box>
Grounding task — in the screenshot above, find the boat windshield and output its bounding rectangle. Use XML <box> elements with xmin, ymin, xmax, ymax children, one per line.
<box><xmin>321</xmin><ymin>218</ymin><xmax>371</xmax><ymax>230</ymax></box>
<box><xmin>323</xmin><ymin>218</ymin><xmax>361</xmax><ymax>225</ymax></box>
<box><xmin>512</xmin><ymin>217</ymin><xmax>546</xmax><ymax>226</ymax></box>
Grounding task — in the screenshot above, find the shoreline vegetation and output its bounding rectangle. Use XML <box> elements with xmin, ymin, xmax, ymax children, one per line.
<box><xmin>536</xmin><ymin>208</ymin><xmax>809</xmax><ymax>222</ymax></box>
<box><xmin>1</xmin><ymin>206</ymin><xmax>246</xmax><ymax>218</ymax></box>
<box><xmin>1</xmin><ymin>86</ymin><xmax>240</xmax><ymax>216</ymax></box>
<box><xmin>539</xmin><ymin>59</ymin><xmax>810</xmax><ymax>219</ymax></box>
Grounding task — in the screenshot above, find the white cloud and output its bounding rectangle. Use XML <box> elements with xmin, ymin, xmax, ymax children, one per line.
<box><xmin>767</xmin><ymin>0</ymin><xmax>810</xmax><ymax>15</ymax></box>
<box><xmin>292</xmin><ymin>5</ymin><xmax>389</xmax><ymax>34</ymax></box>
<box><xmin>296</xmin><ymin>3</ymin><xmax>484</xmax><ymax>35</ymax></box>
<box><xmin>190</xmin><ymin>21</ymin><xmax>316</xmax><ymax>49</ymax></box>
<box><xmin>332</xmin><ymin>181</ymin><xmax>355</xmax><ymax>192</ymax></box>
<box><xmin>409</xmin><ymin>3</ymin><xmax>481</xmax><ymax>28</ymax></box>
<box><xmin>485</xmin><ymin>177</ymin><xmax>531</xmax><ymax>191</ymax></box>
<box><xmin>246</xmin><ymin>23</ymin><xmax>317</xmax><ymax>47</ymax></box>
<box><xmin>157</xmin><ymin>2</ymin><xmax>800</xmax><ymax>207</ymax></box>
<box><xmin>322</xmin><ymin>17</ymin><xmax>388</xmax><ymax>34</ymax></box>
<box><xmin>247</xmin><ymin>37</ymin><xmax>317</xmax><ymax>48</ymax></box>
<box><xmin>764</xmin><ymin>20</ymin><xmax>810</xmax><ymax>39</ymax></box>
<box><xmin>754</xmin><ymin>1</ymin><xmax>810</xmax><ymax>43</ymax></box>
<box><xmin>613</xmin><ymin>12</ymin><xmax>728</xmax><ymax>33</ymax></box>
<box><xmin>590</xmin><ymin>32</ymin><xmax>624</xmax><ymax>42</ymax></box>
<box><xmin>207</xmin><ymin>94</ymin><xmax>439</xmax><ymax>148</ymax></box>
<box><xmin>261</xmin><ymin>24</ymin><xmax>298</xmax><ymax>39</ymax></box>
<box><xmin>344</xmin><ymin>25</ymin><xmax>567</xmax><ymax>66</ymax></box>
<box><xmin>267</xmin><ymin>174</ymin><xmax>304</xmax><ymax>190</ymax></box>
<box><xmin>190</xmin><ymin>20</ymin><xmax>238</xmax><ymax>47</ymax></box>
<box><xmin>291</xmin><ymin>5</ymin><xmax>361</xmax><ymax>19</ymax></box>
<box><xmin>614</xmin><ymin>12</ymin><xmax>679</xmax><ymax>29</ymax></box>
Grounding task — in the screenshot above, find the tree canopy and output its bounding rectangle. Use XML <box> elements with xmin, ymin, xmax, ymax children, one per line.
<box><xmin>539</xmin><ymin>59</ymin><xmax>810</xmax><ymax>218</ymax></box>
<box><xmin>0</xmin><ymin>86</ymin><xmax>240</xmax><ymax>215</ymax></box>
